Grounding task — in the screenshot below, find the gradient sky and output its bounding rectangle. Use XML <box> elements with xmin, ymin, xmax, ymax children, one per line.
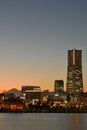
<box><xmin>0</xmin><ymin>0</ymin><xmax>87</xmax><ymax>92</ymax></box>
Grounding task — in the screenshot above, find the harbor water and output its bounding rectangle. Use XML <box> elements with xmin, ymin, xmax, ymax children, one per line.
<box><xmin>0</xmin><ymin>113</ymin><xmax>87</xmax><ymax>130</ymax></box>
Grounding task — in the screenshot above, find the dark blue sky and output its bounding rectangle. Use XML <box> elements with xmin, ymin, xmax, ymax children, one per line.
<box><xmin>0</xmin><ymin>0</ymin><xmax>87</xmax><ymax>91</ymax></box>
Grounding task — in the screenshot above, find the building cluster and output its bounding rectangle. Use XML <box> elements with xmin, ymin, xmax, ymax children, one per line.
<box><xmin>0</xmin><ymin>49</ymin><xmax>87</xmax><ymax>112</ymax></box>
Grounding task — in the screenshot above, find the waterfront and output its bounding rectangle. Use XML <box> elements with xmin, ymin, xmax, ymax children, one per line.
<box><xmin>0</xmin><ymin>113</ymin><xmax>87</xmax><ymax>130</ymax></box>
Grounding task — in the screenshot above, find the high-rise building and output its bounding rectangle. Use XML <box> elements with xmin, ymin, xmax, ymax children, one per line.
<box><xmin>66</xmin><ymin>49</ymin><xmax>83</xmax><ymax>94</ymax></box>
<box><xmin>54</xmin><ymin>80</ymin><xmax>64</xmax><ymax>93</ymax></box>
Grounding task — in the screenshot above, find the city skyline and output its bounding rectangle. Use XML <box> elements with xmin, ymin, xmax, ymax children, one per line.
<box><xmin>0</xmin><ymin>0</ymin><xmax>87</xmax><ymax>92</ymax></box>
<box><xmin>0</xmin><ymin>48</ymin><xmax>86</xmax><ymax>93</ymax></box>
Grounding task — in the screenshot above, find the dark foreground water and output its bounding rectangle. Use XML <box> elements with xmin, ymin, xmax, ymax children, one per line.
<box><xmin>0</xmin><ymin>113</ymin><xmax>87</xmax><ymax>130</ymax></box>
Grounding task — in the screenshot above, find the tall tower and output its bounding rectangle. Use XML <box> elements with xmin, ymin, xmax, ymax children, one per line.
<box><xmin>66</xmin><ymin>49</ymin><xmax>83</xmax><ymax>94</ymax></box>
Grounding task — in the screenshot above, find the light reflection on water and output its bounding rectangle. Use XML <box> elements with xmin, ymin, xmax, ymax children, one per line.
<box><xmin>0</xmin><ymin>113</ymin><xmax>87</xmax><ymax>130</ymax></box>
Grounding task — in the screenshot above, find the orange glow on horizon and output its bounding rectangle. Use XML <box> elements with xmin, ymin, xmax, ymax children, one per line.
<box><xmin>0</xmin><ymin>69</ymin><xmax>87</xmax><ymax>93</ymax></box>
<box><xmin>0</xmin><ymin>81</ymin><xmax>87</xmax><ymax>93</ymax></box>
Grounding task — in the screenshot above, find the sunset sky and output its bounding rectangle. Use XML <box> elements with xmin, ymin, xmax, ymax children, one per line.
<box><xmin>0</xmin><ymin>0</ymin><xmax>87</xmax><ymax>92</ymax></box>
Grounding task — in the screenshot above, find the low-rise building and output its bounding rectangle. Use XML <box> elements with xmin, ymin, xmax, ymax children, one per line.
<box><xmin>21</xmin><ymin>86</ymin><xmax>43</xmax><ymax>104</ymax></box>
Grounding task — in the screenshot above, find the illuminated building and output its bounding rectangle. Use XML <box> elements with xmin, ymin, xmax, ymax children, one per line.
<box><xmin>22</xmin><ymin>86</ymin><xmax>41</xmax><ymax>92</ymax></box>
<box><xmin>21</xmin><ymin>86</ymin><xmax>43</xmax><ymax>104</ymax></box>
<box><xmin>2</xmin><ymin>98</ymin><xmax>25</xmax><ymax>111</ymax></box>
<box><xmin>66</xmin><ymin>49</ymin><xmax>83</xmax><ymax>94</ymax></box>
<box><xmin>54</xmin><ymin>80</ymin><xmax>64</xmax><ymax>93</ymax></box>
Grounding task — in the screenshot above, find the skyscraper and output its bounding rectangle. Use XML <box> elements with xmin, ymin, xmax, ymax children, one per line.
<box><xmin>54</xmin><ymin>80</ymin><xmax>64</xmax><ymax>93</ymax></box>
<box><xmin>66</xmin><ymin>49</ymin><xmax>83</xmax><ymax>94</ymax></box>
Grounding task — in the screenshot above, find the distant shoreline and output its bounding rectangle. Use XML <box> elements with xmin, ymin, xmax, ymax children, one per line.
<box><xmin>0</xmin><ymin>108</ymin><xmax>87</xmax><ymax>113</ymax></box>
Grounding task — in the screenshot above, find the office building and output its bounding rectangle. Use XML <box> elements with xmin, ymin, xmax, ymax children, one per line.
<box><xmin>21</xmin><ymin>86</ymin><xmax>43</xmax><ymax>104</ymax></box>
<box><xmin>54</xmin><ymin>80</ymin><xmax>64</xmax><ymax>93</ymax></box>
<box><xmin>22</xmin><ymin>86</ymin><xmax>41</xmax><ymax>93</ymax></box>
<box><xmin>66</xmin><ymin>49</ymin><xmax>83</xmax><ymax>94</ymax></box>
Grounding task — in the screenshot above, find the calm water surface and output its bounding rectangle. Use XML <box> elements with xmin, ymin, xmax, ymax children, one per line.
<box><xmin>0</xmin><ymin>113</ymin><xmax>87</xmax><ymax>130</ymax></box>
